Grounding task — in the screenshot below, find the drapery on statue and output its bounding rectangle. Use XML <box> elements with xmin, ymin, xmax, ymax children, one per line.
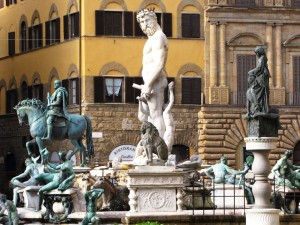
<box><xmin>271</xmin><ymin>150</ymin><xmax>300</xmax><ymax>189</ymax></box>
<box><xmin>43</xmin><ymin>79</ymin><xmax>68</xmax><ymax>141</ymax></box>
<box><xmin>246</xmin><ymin>46</ymin><xmax>270</xmax><ymax>119</ymax></box>
<box><xmin>34</xmin><ymin>149</ymin><xmax>75</xmax><ymax>211</ymax></box>
<box><xmin>10</xmin><ymin>158</ymin><xmax>41</xmax><ymax>206</ymax></box>
<box><xmin>0</xmin><ymin>194</ymin><xmax>19</xmax><ymax>225</ymax></box>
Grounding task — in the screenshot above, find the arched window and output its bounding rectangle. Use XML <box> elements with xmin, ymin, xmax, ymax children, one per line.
<box><xmin>21</xmin><ymin>21</ymin><xmax>27</xmax><ymax>52</ymax></box>
<box><xmin>21</xmin><ymin>81</ymin><xmax>28</xmax><ymax>100</ymax></box>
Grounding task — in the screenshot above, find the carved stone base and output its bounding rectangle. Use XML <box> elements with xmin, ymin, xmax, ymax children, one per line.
<box><xmin>209</xmin><ymin>86</ymin><xmax>229</xmax><ymax>104</ymax></box>
<box><xmin>127</xmin><ymin>166</ymin><xmax>186</xmax><ymax>212</ymax></box>
<box><xmin>18</xmin><ymin>186</ymin><xmax>40</xmax><ymax>209</ymax></box>
<box><xmin>246</xmin><ymin>209</ymin><xmax>280</xmax><ymax>225</ymax></box>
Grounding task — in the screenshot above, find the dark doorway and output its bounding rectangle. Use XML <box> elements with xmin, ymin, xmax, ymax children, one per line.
<box><xmin>171</xmin><ymin>144</ymin><xmax>190</xmax><ymax>163</ymax></box>
<box><xmin>293</xmin><ymin>141</ymin><xmax>300</xmax><ymax>166</ymax></box>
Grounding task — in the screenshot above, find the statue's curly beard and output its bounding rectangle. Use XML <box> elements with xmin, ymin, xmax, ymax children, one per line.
<box><xmin>142</xmin><ymin>21</ymin><xmax>157</xmax><ymax>36</ymax></box>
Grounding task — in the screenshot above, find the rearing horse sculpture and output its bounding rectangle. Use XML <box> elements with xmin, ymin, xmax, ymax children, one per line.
<box><xmin>14</xmin><ymin>98</ymin><xmax>94</xmax><ymax>166</ymax></box>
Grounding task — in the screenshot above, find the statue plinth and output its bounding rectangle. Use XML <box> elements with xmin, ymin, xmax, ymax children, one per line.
<box><xmin>245</xmin><ymin>115</ymin><xmax>280</xmax><ymax>225</ymax></box>
<box><xmin>126</xmin><ymin>166</ymin><xmax>186</xmax><ymax>213</ymax></box>
<box><xmin>247</xmin><ymin>113</ymin><xmax>279</xmax><ymax>137</ymax></box>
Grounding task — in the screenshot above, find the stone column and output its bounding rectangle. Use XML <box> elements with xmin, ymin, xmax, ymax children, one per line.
<box><xmin>210</xmin><ymin>21</ymin><xmax>218</xmax><ymax>87</ymax></box>
<box><xmin>219</xmin><ymin>22</ymin><xmax>226</xmax><ymax>87</ymax></box>
<box><xmin>266</xmin><ymin>23</ymin><xmax>273</xmax><ymax>87</ymax></box>
<box><xmin>275</xmin><ymin>24</ymin><xmax>282</xmax><ymax>87</ymax></box>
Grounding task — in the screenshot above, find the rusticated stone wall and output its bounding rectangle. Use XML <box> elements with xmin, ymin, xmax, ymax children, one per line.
<box><xmin>199</xmin><ymin>106</ymin><xmax>300</xmax><ymax>168</ymax></box>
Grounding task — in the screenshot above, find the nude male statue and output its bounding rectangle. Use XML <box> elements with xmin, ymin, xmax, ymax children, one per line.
<box><xmin>134</xmin><ymin>8</ymin><xmax>168</xmax><ymax>138</ymax></box>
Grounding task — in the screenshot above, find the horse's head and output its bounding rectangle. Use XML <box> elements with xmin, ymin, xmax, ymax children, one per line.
<box><xmin>13</xmin><ymin>98</ymin><xmax>46</xmax><ymax>126</ymax></box>
<box><xmin>15</xmin><ymin>107</ymin><xmax>27</xmax><ymax>126</ymax></box>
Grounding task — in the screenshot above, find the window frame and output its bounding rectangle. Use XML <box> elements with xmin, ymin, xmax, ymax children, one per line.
<box><xmin>181</xmin><ymin>13</ymin><xmax>200</xmax><ymax>38</ymax></box>
<box><xmin>20</xmin><ymin>21</ymin><xmax>27</xmax><ymax>52</ymax></box>
<box><xmin>181</xmin><ymin>77</ymin><xmax>201</xmax><ymax>105</ymax></box>
<box><xmin>64</xmin><ymin>12</ymin><xmax>79</xmax><ymax>40</ymax></box>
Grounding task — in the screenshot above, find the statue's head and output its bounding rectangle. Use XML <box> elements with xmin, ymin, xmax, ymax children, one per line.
<box><xmin>285</xmin><ymin>149</ymin><xmax>293</xmax><ymax>158</ymax></box>
<box><xmin>220</xmin><ymin>156</ymin><xmax>228</xmax><ymax>164</ymax></box>
<box><xmin>254</xmin><ymin>46</ymin><xmax>265</xmax><ymax>57</ymax></box>
<box><xmin>59</xmin><ymin>150</ymin><xmax>67</xmax><ymax>162</ymax></box>
<box><xmin>54</xmin><ymin>79</ymin><xmax>61</xmax><ymax>89</ymax></box>
<box><xmin>136</xmin><ymin>8</ymin><xmax>158</xmax><ymax>36</ymax></box>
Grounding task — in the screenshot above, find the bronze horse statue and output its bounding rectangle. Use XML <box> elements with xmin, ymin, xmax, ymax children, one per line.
<box><xmin>14</xmin><ymin>98</ymin><xmax>94</xmax><ymax>166</ymax></box>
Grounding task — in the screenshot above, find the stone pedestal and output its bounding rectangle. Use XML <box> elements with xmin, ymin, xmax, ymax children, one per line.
<box><xmin>18</xmin><ymin>186</ymin><xmax>40</xmax><ymax>209</ymax></box>
<box><xmin>244</xmin><ymin>137</ymin><xmax>280</xmax><ymax>225</ymax></box>
<box><xmin>211</xmin><ymin>184</ymin><xmax>248</xmax><ymax>209</ymax></box>
<box><xmin>126</xmin><ymin>166</ymin><xmax>186</xmax><ymax>213</ymax></box>
<box><xmin>246</xmin><ymin>208</ymin><xmax>280</xmax><ymax>225</ymax></box>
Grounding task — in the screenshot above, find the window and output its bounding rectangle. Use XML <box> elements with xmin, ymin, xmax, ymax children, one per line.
<box><xmin>8</xmin><ymin>32</ymin><xmax>15</xmax><ymax>56</ymax></box>
<box><xmin>20</xmin><ymin>21</ymin><xmax>27</xmax><ymax>52</ymax></box>
<box><xmin>29</xmin><ymin>24</ymin><xmax>43</xmax><ymax>50</ymax></box>
<box><xmin>134</xmin><ymin>12</ymin><xmax>172</xmax><ymax>37</ymax></box>
<box><xmin>181</xmin><ymin>13</ymin><xmax>200</xmax><ymax>38</ymax></box>
<box><xmin>182</xmin><ymin>77</ymin><xmax>201</xmax><ymax>104</ymax></box>
<box><xmin>46</xmin><ymin>18</ymin><xmax>60</xmax><ymax>46</ymax></box>
<box><xmin>32</xmin><ymin>83</ymin><xmax>43</xmax><ymax>100</ymax></box>
<box><xmin>70</xmin><ymin>78</ymin><xmax>79</xmax><ymax>105</ymax></box>
<box><xmin>21</xmin><ymin>81</ymin><xmax>28</xmax><ymax>100</ymax></box>
<box><xmin>0</xmin><ymin>0</ymin><xmax>4</xmax><ymax>8</ymax></box>
<box><xmin>293</xmin><ymin>56</ymin><xmax>300</xmax><ymax>105</ymax></box>
<box><xmin>291</xmin><ymin>0</ymin><xmax>300</xmax><ymax>7</ymax></box>
<box><xmin>6</xmin><ymin>89</ymin><xmax>17</xmax><ymax>113</ymax></box>
<box><xmin>63</xmin><ymin>12</ymin><xmax>79</xmax><ymax>40</ymax></box>
<box><xmin>6</xmin><ymin>0</ymin><xmax>17</xmax><ymax>7</ymax></box>
<box><xmin>172</xmin><ymin>145</ymin><xmax>189</xmax><ymax>164</ymax></box>
<box><xmin>236</xmin><ymin>54</ymin><xmax>256</xmax><ymax>105</ymax></box>
<box><xmin>94</xmin><ymin>76</ymin><xmax>127</xmax><ymax>103</ymax></box>
<box><xmin>61</xmin><ymin>78</ymin><xmax>79</xmax><ymax>105</ymax></box>
<box><xmin>235</xmin><ymin>0</ymin><xmax>256</xmax><ymax>7</ymax></box>
<box><xmin>96</xmin><ymin>11</ymin><xmax>132</xmax><ymax>36</ymax></box>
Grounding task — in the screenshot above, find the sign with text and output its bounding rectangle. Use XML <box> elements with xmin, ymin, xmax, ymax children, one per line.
<box><xmin>109</xmin><ymin>145</ymin><xmax>136</xmax><ymax>161</ymax></box>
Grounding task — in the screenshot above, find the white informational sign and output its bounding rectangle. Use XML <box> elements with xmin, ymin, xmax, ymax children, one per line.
<box><xmin>109</xmin><ymin>145</ymin><xmax>136</xmax><ymax>161</ymax></box>
<box><xmin>67</xmin><ymin>150</ymin><xmax>77</xmax><ymax>166</ymax></box>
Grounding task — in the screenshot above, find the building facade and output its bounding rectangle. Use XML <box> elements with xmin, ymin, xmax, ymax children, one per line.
<box><xmin>1</xmin><ymin>0</ymin><xmax>300</xmax><ymax>197</ymax></box>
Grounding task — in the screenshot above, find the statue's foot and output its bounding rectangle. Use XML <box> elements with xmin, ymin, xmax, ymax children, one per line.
<box><xmin>42</xmin><ymin>136</ymin><xmax>51</xmax><ymax>141</ymax></box>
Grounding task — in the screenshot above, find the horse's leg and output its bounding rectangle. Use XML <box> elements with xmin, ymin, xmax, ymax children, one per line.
<box><xmin>79</xmin><ymin>138</ymin><xmax>87</xmax><ymax>166</ymax></box>
<box><xmin>35</xmin><ymin>137</ymin><xmax>44</xmax><ymax>163</ymax></box>
<box><xmin>70</xmin><ymin>139</ymin><xmax>86</xmax><ymax>167</ymax></box>
<box><xmin>25</xmin><ymin>139</ymin><xmax>35</xmax><ymax>156</ymax></box>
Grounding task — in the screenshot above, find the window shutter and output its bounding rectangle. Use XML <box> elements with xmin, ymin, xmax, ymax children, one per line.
<box><xmin>181</xmin><ymin>14</ymin><xmax>191</xmax><ymax>37</ymax></box>
<box><xmin>6</xmin><ymin>90</ymin><xmax>18</xmax><ymax>113</ymax></box>
<box><xmin>156</xmin><ymin>13</ymin><xmax>162</xmax><ymax>27</ymax></box>
<box><xmin>105</xmin><ymin>12</ymin><xmax>113</xmax><ymax>35</ymax></box>
<box><xmin>38</xmin><ymin>23</ymin><xmax>43</xmax><ymax>48</ymax></box>
<box><xmin>74</xmin><ymin>12</ymin><xmax>80</xmax><ymax>37</ymax></box>
<box><xmin>293</xmin><ymin>56</ymin><xmax>300</xmax><ymax>105</ymax></box>
<box><xmin>125</xmin><ymin>77</ymin><xmax>135</xmax><ymax>103</ymax></box>
<box><xmin>162</xmin><ymin>13</ymin><xmax>172</xmax><ymax>37</ymax></box>
<box><xmin>94</xmin><ymin>76</ymin><xmax>104</xmax><ymax>103</ymax></box>
<box><xmin>113</xmin><ymin>12</ymin><xmax>122</xmax><ymax>36</ymax></box>
<box><xmin>0</xmin><ymin>0</ymin><xmax>4</xmax><ymax>8</ymax></box>
<box><xmin>8</xmin><ymin>32</ymin><xmax>15</xmax><ymax>56</ymax></box>
<box><xmin>124</xmin><ymin>11</ymin><xmax>133</xmax><ymax>36</ymax></box>
<box><xmin>28</xmin><ymin>26</ymin><xmax>32</xmax><ymax>50</ymax></box>
<box><xmin>191</xmin><ymin>14</ymin><xmax>200</xmax><ymax>38</ymax></box>
<box><xmin>75</xmin><ymin>78</ymin><xmax>80</xmax><ymax>104</ymax></box>
<box><xmin>182</xmin><ymin>78</ymin><xmax>193</xmax><ymax>104</ymax></box>
<box><xmin>95</xmin><ymin>10</ymin><xmax>104</xmax><ymax>36</ymax></box>
<box><xmin>28</xmin><ymin>85</ymin><xmax>33</xmax><ymax>99</ymax></box>
<box><xmin>62</xmin><ymin>79</ymin><xmax>69</xmax><ymax>105</ymax></box>
<box><xmin>63</xmin><ymin>15</ymin><xmax>69</xmax><ymax>40</ymax></box>
<box><xmin>191</xmin><ymin>78</ymin><xmax>201</xmax><ymax>104</ymax></box>
<box><xmin>56</xmin><ymin>18</ymin><xmax>60</xmax><ymax>43</ymax></box>
<box><xmin>134</xmin><ymin>12</ymin><xmax>145</xmax><ymax>37</ymax></box>
<box><xmin>45</xmin><ymin>21</ymin><xmax>50</xmax><ymax>46</ymax></box>
<box><xmin>291</xmin><ymin>0</ymin><xmax>300</xmax><ymax>7</ymax></box>
<box><xmin>5</xmin><ymin>0</ymin><xmax>9</xmax><ymax>6</ymax></box>
<box><xmin>39</xmin><ymin>84</ymin><xmax>44</xmax><ymax>102</ymax></box>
